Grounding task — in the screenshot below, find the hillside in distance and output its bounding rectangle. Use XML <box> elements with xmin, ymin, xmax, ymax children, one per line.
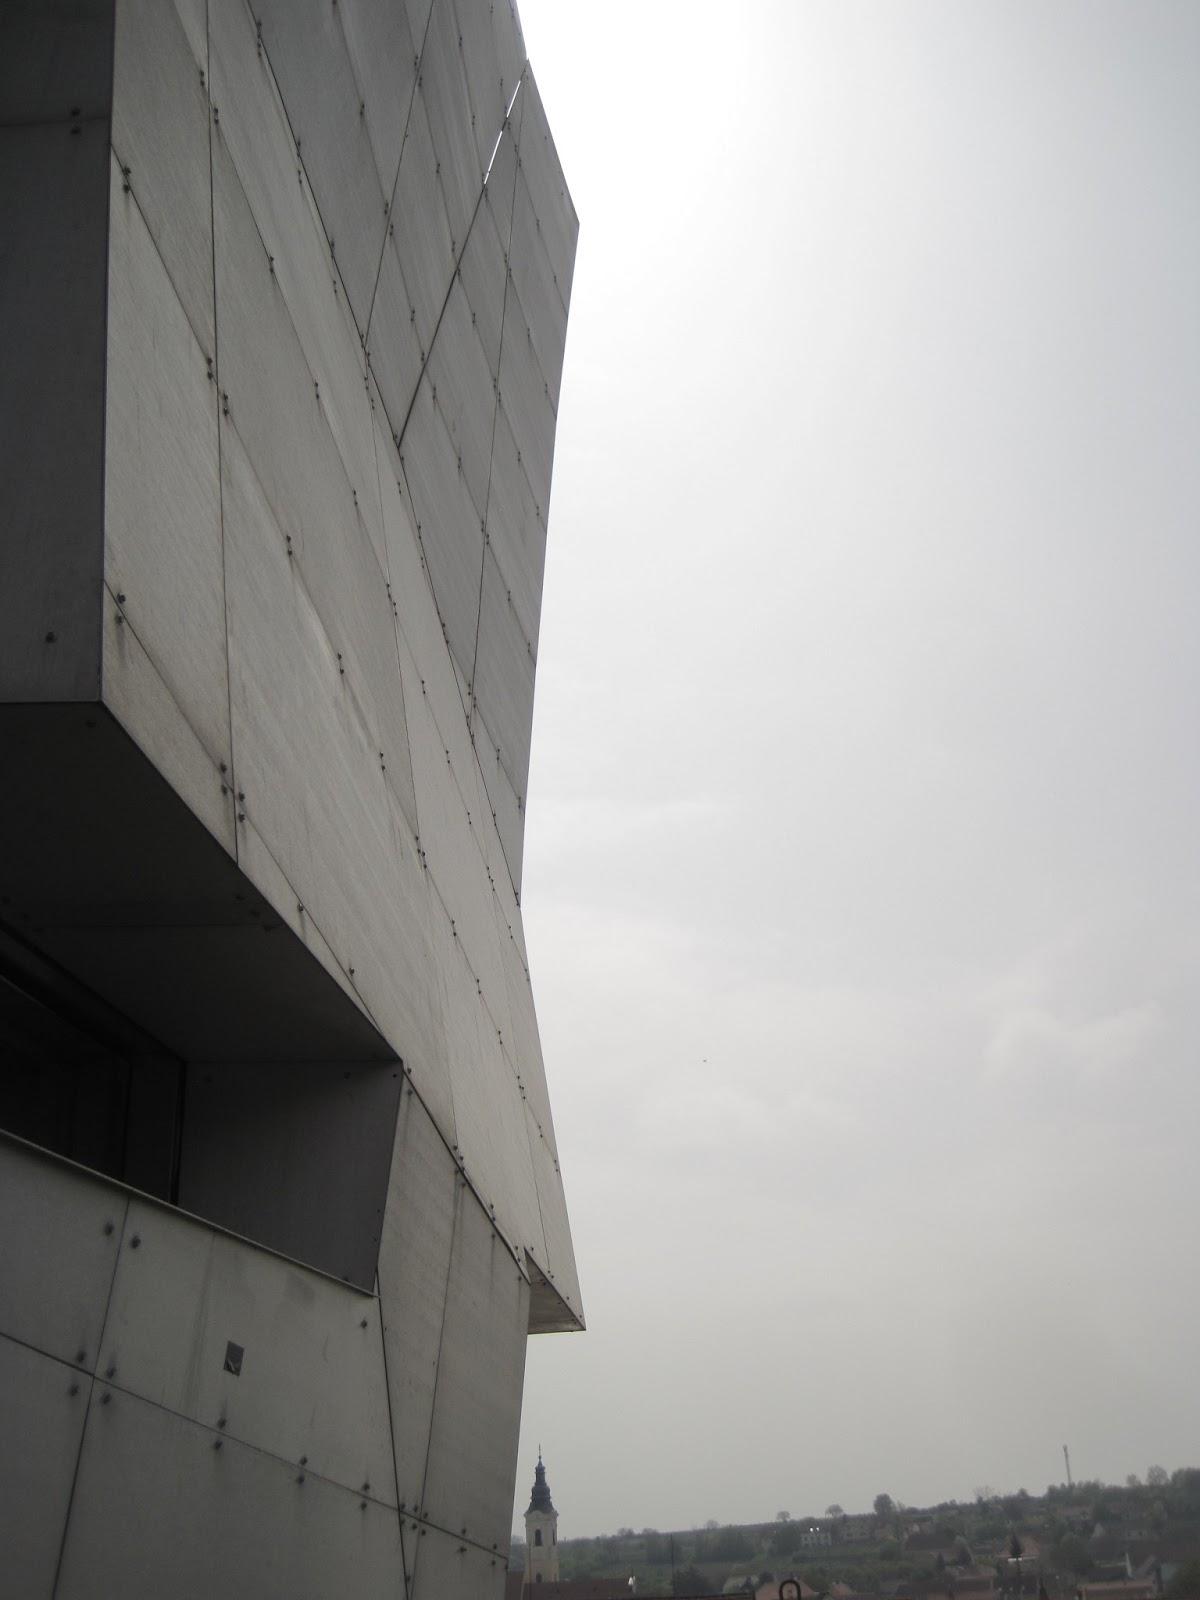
<box><xmin>511</xmin><ymin>1469</ymin><xmax>1200</xmax><ymax>1598</ymax></box>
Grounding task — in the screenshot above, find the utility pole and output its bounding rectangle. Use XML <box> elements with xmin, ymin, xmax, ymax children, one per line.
<box><xmin>1063</xmin><ymin>1445</ymin><xmax>1073</xmax><ymax>1489</ymax></box>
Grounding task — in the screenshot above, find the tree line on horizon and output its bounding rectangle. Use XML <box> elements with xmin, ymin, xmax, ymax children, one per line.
<box><xmin>512</xmin><ymin>1467</ymin><xmax>1200</xmax><ymax>1597</ymax></box>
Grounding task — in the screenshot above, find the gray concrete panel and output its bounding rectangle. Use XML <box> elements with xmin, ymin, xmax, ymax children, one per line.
<box><xmin>466</xmin><ymin>866</ymin><xmax>516</xmax><ymax>1074</ymax></box>
<box><xmin>286</xmin><ymin>476</ymin><xmax>410</xmax><ymax>837</ymax></box>
<box><xmin>211</xmin><ymin>130</ymin><xmax>358</xmax><ymax>558</ymax></box>
<box><xmin>498</xmin><ymin>932</ymin><xmax>558</xmax><ymax>1162</ymax></box>
<box><xmin>499</xmin><ymin>279</ymin><xmax>557</xmax><ymax>522</ymax></box>
<box><xmin>516</xmin><ymin>68</ymin><xmax>578</xmax><ymax>311</ymax></box>
<box><xmin>254</xmin><ymin>0</ymin><xmax>390</xmax><ymax>339</ymax></box>
<box><xmin>417</xmin><ymin>0</ymin><xmax>482</xmax><ymax>258</ymax></box>
<box><xmin>494</xmin><ymin>0</ymin><xmax>527</xmax><ymax>103</ymax></box>
<box><xmin>402</xmin><ymin>665</ymin><xmax>479</xmax><ymax>894</ymax></box>
<box><xmin>451</xmin><ymin>0</ymin><xmax>508</xmax><ymax>182</ymax></box>
<box><xmin>171</xmin><ymin>0</ymin><xmax>207</xmax><ymax>69</ymax></box>
<box><xmin>454</xmin><ymin>0</ymin><xmax>524</xmax><ymax>176</ymax></box>
<box><xmin>0</xmin><ymin>1137</ymin><xmax>125</xmax><ymax>1370</ymax></box>
<box><xmin>371</xmin><ymin>397</ymin><xmax>454</xmax><ymax>840</ymax></box>
<box><xmin>409</xmin><ymin>1517</ymin><xmax>510</xmax><ymax>1600</ymax></box>
<box><xmin>111</xmin><ymin>0</ymin><xmax>214</xmax><ymax>351</ymax></box>
<box><xmin>334</xmin><ymin>0</ymin><xmax>419</xmax><ymax>208</ymax></box>
<box><xmin>383</xmin><ymin>780</ymin><xmax>458</xmax><ymax>1122</ymax></box>
<box><xmin>213</xmin><ymin>132</ymin><xmax>413</xmax><ymax>824</ymax></box>
<box><xmin>233</xmin><ymin>812</ymin><xmax>370</xmax><ymax>1023</ymax></box>
<box><xmin>485</xmin><ymin>399</ymin><xmax>547</xmax><ymax>651</ymax></box>
<box><xmin>392</xmin><ymin>558</ymin><xmax>486</xmax><ymax>874</ymax></box>
<box><xmin>421</xmin><ymin>1180</ymin><xmax>530</xmax><ymax>1552</ymax></box>
<box><xmin>220</xmin><ymin>423</ymin><xmax>441</xmax><ymax>1091</ymax></box>
<box><xmin>378</xmin><ymin>466</ymin><xmax>520</xmax><ymax>1058</ymax></box>
<box><xmin>375</xmin><ymin>405</ymin><xmax>484</xmax><ymax>811</ymax></box>
<box><xmin>101</xmin><ymin>581</ymin><xmax>236</xmax><ymax>856</ymax></box>
<box><xmin>525</xmin><ymin>1103</ymin><xmax>583</xmax><ymax>1326</ymax></box>
<box><xmin>0</xmin><ymin>1332</ymin><xmax>91</xmax><ymax>1598</ymax></box>
<box><xmin>468</xmin><ymin>712</ymin><xmax>503</xmax><ymax>863</ymax></box>
<box><xmin>179</xmin><ymin>1065</ymin><xmax>403</xmax><ymax>1290</ymax></box>
<box><xmin>400</xmin><ymin>379</ymin><xmax>485</xmax><ymax>686</ymax></box>
<box><xmin>381</xmin><ymin>88</ymin><xmax>455</xmax><ymax>380</ymax></box>
<box><xmin>105</xmin><ymin>154</ymin><xmax>231</xmax><ymax>778</ymax></box>
<box><xmin>101</xmin><ymin>1198</ymin><xmax>396</xmax><ymax>1497</ymax></box>
<box><xmin>377</xmin><ymin>1088</ymin><xmax>456</xmax><ymax>1513</ymax></box>
<box><xmin>0</xmin><ymin>0</ymin><xmax>113</xmax><ymax>123</ymax></box>
<box><xmin>474</xmin><ymin>544</ymin><xmax>535</xmax><ymax>800</ymax></box>
<box><xmin>210</xmin><ymin>0</ymin><xmax>388</xmax><ymax>574</ymax></box>
<box><xmin>430</xmin><ymin>908</ymin><xmax>538</xmax><ymax>1249</ymax></box>
<box><xmin>488</xmin><ymin>816</ymin><xmax>529</xmax><ymax>970</ymax></box>
<box><xmin>472</xmin><ymin>705</ymin><xmax>526</xmax><ymax>894</ymax></box>
<box><xmin>458</xmin><ymin>172</ymin><xmax>507</xmax><ymax>381</ymax></box>
<box><xmin>55</xmin><ymin>1383</ymin><xmax>406</xmax><ymax>1599</ymax></box>
<box><xmin>509</xmin><ymin>164</ymin><xmax>569</xmax><ymax>410</ymax></box>
<box><xmin>368</xmin><ymin>234</ymin><xmax>426</xmax><ymax>446</ymax></box>
<box><xmin>485</xmin><ymin>91</ymin><xmax>522</xmax><ymax>249</ymax></box>
<box><xmin>525</xmin><ymin>1251</ymin><xmax>576</xmax><ymax>1335</ymax></box>
<box><xmin>404</xmin><ymin>680</ymin><xmax>515</xmax><ymax>1059</ymax></box>
<box><xmin>211</xmin><ymin>123</ymin><xmax>389</xmax><ymax>612</ymax></box>
<box><xmin>403</xmin><ymin>0</ymin><xmax>436</xmax><ymax>58</ymax></box>
<box><xmin>427</xmin><ymin>275</ymin><xmax>498</xmax><ymax>524</ymax></box>
<box><xmin>0</xmin><ymin>118</ymin><xmax>108</xmax><ymax>702</ymax></box>
<box><xmin>451</xmin><ymin>1</ymin><xmax>504</xmax><ymax>179</ymax></box>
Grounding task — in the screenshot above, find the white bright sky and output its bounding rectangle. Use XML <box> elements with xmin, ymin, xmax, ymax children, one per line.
<box><xmin>510</xmin><ymin>0</ymin><xmax>1200</xmax><ymax>1540</ymax></box>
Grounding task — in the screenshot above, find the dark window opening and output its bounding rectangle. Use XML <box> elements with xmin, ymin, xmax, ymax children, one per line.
<box><xmin>534</xmin><ymin>1529</ymin><xmax>543</xmax><ymax>1546</ymax></box>
<box><xmin>0</xmin><ymin>954</ymin><xmax>182</xmax><ymax>1201</ymax></box>
<box><xmin>0</xmin><ymin>922</ymin><xmax>403</xmax><ymax>1289</ymax></box>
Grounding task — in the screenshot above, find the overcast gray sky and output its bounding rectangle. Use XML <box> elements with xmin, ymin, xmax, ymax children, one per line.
<box><xmin>510</xmin><ymin>0</ymin><xmax>1200</xmax><ymax>1538</ymax></box>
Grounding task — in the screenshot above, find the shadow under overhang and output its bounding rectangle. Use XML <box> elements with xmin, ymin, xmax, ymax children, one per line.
<box><xmin>0</xmin><ymin>703</ymin><xmax>393</xmax><ymax>1065</ymax></box>
<box><xmin>525</xmin><ymin>1252</ymin><xmax>584</xmax><ymax>1335</ymax></box>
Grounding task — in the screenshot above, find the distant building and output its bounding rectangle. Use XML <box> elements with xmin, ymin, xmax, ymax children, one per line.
<box><xmin>841</xmin><ymin>1515</ymin><xmax>883</xmax><ymax>1543</ymax></box>
<box><xmin>526</xmin><ymin>1455</ymin><xmax>562</xmax><ymax>1585</ymax></box>
<box><xmin>505</xmin><ymin>1581</ymin><xmax>632</xmax><ymax>1600</ymax></box>
<box><xmin>1078</xmin><ymin>1582</ymin><xmax>1157</xmax><ymax>1600</ymax></box>
<box><xmin>507</xmin><ymin>1457</ymin><xmax>642</xmax><ymax>1597</ymax></box>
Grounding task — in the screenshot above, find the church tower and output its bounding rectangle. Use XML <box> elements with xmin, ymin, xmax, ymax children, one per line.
<box><xmin>523</xmin><ymin>1453</ymin><xmax>560</xmax><ymax>1585</ymax></box>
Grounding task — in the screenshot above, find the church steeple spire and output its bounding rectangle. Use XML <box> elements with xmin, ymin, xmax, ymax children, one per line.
<box><xmin>526</xmin><ymin>1452</ymin><xmax>555</xmax><ymax>1514</ymax></box>
<box><xmin>523</xmin><ymin>1452</ymin><xmax>560</xmax><ymax>1583</ymax></box>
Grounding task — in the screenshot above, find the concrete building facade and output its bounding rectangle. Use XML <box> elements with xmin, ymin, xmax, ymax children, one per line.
<box><xmin>0</xmin><ymin>0</ymin><xmax>581</xmax><ymax>1594</ymax></box>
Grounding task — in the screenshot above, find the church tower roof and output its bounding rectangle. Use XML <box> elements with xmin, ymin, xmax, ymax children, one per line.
<box><xmin>525</xmin><ymin>1453</ymin><xmax>556</xmax><ymax>1515</ymax></box>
